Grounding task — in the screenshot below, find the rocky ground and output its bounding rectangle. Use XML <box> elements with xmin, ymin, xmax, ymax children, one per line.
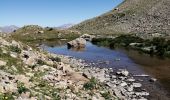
<box><xmin>0</xmin><ymin>36</ymin><xmax>149</xmax><ymax>100</ymax></box>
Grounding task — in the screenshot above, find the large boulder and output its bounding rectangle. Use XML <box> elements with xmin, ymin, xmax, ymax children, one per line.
<box><xmin>67</xmin><ymin>38</ymin><xmax>86</xmax><ymax>48</ymax></box>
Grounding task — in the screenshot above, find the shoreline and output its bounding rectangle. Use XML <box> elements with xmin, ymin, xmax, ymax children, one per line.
<box><xmin>50</xmin><ymin>53</ymin><xmax>151</xmax><ymax>100</ymax></box>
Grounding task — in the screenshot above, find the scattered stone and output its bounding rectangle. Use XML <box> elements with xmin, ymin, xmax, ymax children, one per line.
<box><xmin>120</xmin><ymin>82</ymin><xmax>127</xmax><ymax>87</ymax></box>
<box><xmin>149</xmin><ymin>77</ymin><xmax>157</xmax><ymax>82</ymax></box>
<box><xmin>0</xmin><ymin>60</ymin><xmax>7</xmax><ymax>66</ymax></box>
<box><xmin>117</xmin><ymin>69</ymin><xmax>129</xmax><ymax>76</ymax></box>
<box><xmin>132</xmin><ymin>83</ymin><xmax>142</xmax><ymax>88</ymax></box>
<box><xmin>134</xmin><ymin>74</ymin><xmax>149</xmax><ymax>77</ymax></box>
<box><xmin>10</xmin><ymin>52</ymin><xmax>18</xmax><ymax>58</ymax></box>
<box><xmin>135</xmin><ymin>92</ymin><xmax>149</xmax><ymax>96</ymax></box>
<box><xmin>127</xmin><ymin>85</ymin><xmax>134</xmax><ymax>92</ymax></box>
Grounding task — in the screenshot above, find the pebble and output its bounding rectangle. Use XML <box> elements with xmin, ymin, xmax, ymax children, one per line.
<box><xmin>132</xmin><ymin>83</ymin><xmax>142</xmax><ymax>88</ymax></box>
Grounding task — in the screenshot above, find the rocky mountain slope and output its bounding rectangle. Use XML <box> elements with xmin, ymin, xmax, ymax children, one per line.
<box><xmin>56</xmin><ymin>24</ymin><xmax>74</xmax><ymax>30</ymax></box>
<box><xmin>71</xmin><ymin>0</ymin><xmax>170</xmax><ymax>35</ymax></box>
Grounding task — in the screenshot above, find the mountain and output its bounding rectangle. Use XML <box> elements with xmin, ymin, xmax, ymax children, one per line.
<box><xmin>71</xmin><ymin>0</ymin><xmax>170</xmax><ymax>35</ymax></box>
<box><xmin>56</xmin><ymin>23</ymin><xmax>74</xmax><ymax>29</ymax></box>
<box><xmin>0</xmin><ymin>25</ymin><xmax>19</xmax><ymax>33</ymax></box>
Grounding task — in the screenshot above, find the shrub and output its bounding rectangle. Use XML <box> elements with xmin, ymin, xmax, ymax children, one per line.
<box><xmin>50</xmin><ymin>57</ymin><xmax>61</xmax><ymax>62</ymax></box>
<box><xmin>83</xmin><ymin>77</ymin><xmax>97</xmax><ymax>90</ymax></box>
<box><xmin>9</xmin><ymin>46</ymin><xmax>21</xmax><ymax>53</ymax></box>
<box><xmin>37</xmin><ymin>59</ymin><xmax>46</xmax><ymax>65</ymax></box>
<box><xmin>101</xmin><ymin>92</ymin><xmax>112</xmax><ymax>99</ymax></box>
<box><xmin>17</xmin><ymin>82</ymin><xmax>29</xmax><ymax>94</ymax></box>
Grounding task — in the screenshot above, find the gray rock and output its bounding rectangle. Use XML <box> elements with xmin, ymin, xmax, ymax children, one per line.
<box><xmin>117</xmin><ymin>69</ymin><xmax>129</xmax><ymax>76</ymax></box>
<box><xmin>149</xmin><ymin>78</ymin><xmax>157</xmax><ymax>82</ymax></box>
<box><xmin>67</xmin><ymin>38</ymin><xmax>86</xmax><ymax>48</ymax></box>
<box><xmin>132</xmin><ymin>83</ymin><xmax>142</xmax><ymax>88</ymax></box>
<box><xmin>135</xmin><ymin>92</ymin><xmax>149</xmax><ymax>96</ymax></box>
<box><xmin>0</xmin><ymin>60</ymin><xmax>7</xmax><ymax>66</ymax></box>
<box><xmin>120</xmin><ymin>82</ymin><xmax>127</xmax><ymax>87</ymax></box>
<box><xmin>127</xmin><ymin>85</ymin><xmax>134</xmax><ymax>92</ymax></box>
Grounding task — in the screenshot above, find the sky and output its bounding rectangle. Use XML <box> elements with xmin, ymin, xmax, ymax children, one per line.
<box><xmin>0</xmin><ymin>0</ymin><xmax>124</xmax><ymax>27</ymax></box>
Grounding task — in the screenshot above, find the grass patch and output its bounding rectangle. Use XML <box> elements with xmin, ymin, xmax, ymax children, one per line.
<box><xmin>9</xmin><ymin>46</ymin><xmax>21</xmax><ymax>53</ymax></box>
<box><xmin>0</xmin><ymin>92</ymin><xmax>14</xmax><ymax>100</ymax></box>
<box><xmin>101</xmin><ymin>92</ymin><xmax>113</xmax><ymax>99</ymax></box>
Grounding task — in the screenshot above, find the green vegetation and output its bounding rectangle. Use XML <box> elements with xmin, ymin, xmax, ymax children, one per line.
<box><xmin>0</xmin><ymin>48</ymin><xmax>25</xmax><ymax>74</ymax></box>
<box><xmin>0</xmin><ymin>93</ymin><xmax>14</xmax><ymax>100</ymax></box>
<box><xmin>83</xmin><ymin>77</ymin><xmax>97</xmax><ymax>90</ymax></box>
<box><xmin>101</xmin><ymin>92</ymin><xmax>113</xmax><ymax>99</ymax></box>
<box><xmin>9</xmin><ymin>46</ymin><xmax>21</xmax><ymax>53</ymax></box>
<box><xmin>50</xmin><ymin>57</ymin><xmax>61</xmax><ymax>62</ymax></box>
<box><xmin>92</xmin><ymin>35</ymin><xmax>170</xmax><ymax>58</ymax></box>
<box><xmin>10</xmin><ymin>25</ymin><xmax>80</xmax><ymax>47</ymax></box>
<box><xmin>37</xmin><ymin>59</ymin><xmax>46</xmax><ymax>65</ymax></box>
<box><xmin>17</xmin><ymin>82</ymin><xmax>29</xmax><ymax>94</ymax></box>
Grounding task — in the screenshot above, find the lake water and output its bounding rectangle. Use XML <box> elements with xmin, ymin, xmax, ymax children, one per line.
<box><xmin>42</xmin><ymin>42</ymin><xmax>170</xmax><ymax>99</ymax></box>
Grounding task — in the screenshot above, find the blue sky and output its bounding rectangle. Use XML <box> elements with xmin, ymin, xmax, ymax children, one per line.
<box><xmin>0</xmin><ymin>0</ymin><xmax>123</xmax><ymax>27</ymax></box>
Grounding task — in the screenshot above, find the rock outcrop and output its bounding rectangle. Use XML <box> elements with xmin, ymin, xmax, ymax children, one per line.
<box><xmin>67</xmin><ymin>38</ymin><xmax>86</xmax><ymax>48</ymax></box>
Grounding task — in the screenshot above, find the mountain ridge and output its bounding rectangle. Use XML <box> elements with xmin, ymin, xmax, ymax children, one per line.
<box><xmin>0</xmin><ymin>25</ymin><xmax>19</xmax><ymax>33</ymax></box>
<box><xmin>71</xmin><ymin>0</ymin><xmax>170</xmax><ymax>35</ymax></box>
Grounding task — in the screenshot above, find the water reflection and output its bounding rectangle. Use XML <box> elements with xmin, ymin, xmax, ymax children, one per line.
<box><xmin>67</xmin><ymin>46</ymin><xmax>86</xmax><ymax>52</ymax></box>
<box><xmin>121</xmin><ymin>49</ymin><xmax>170</xmax><ymax>92</ymax></box>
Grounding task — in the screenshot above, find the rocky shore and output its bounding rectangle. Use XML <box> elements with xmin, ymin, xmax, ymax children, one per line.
<box><xmin>0</xmin><ymin>36</ymin><xmax>149</xmax><ymax>99</ymax></box>
<box><xmin>55</xmin><ymin>55</ymin><xmax>150</xmax><ymax>100</ymax></box>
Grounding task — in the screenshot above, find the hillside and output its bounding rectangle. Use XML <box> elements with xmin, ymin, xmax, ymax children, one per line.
<box><xmin>71</xmin><ymin>0</ymin><xmax>170</xmax><ymax>35</ymax></box>
<box><xmin>10</xmin><ymin>25</ymin><xmax>80</xmax><ymax>46</ymax></box>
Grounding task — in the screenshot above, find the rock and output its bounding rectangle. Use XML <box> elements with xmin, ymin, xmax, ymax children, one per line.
<box><xmin>132</xmin><ymin>83</ymin><xmax>142</xmax><ymax>88</ymax></box>
<box><xmin>20</xmin><ymin>92</ymin><xmax>31</xmax><ymax>99</ymax></box>
<box><xmin>15</xmin><ymin>75</ymin><xmax>31</xmax><ymax>88</ymax></box>
<box><xmin>80</xmin><ymin>34</ymin><xmax>94</xmax><ymax>41</ymax></box>
<box><xmin>120</xmin><ymin>82</ymin><xmax>128</xmax><ymax>87</ymax></box>
<box><xmin>134</xmin><ymin>74</ymin><xmax>149</xmax><ymax>77</ymax></box>
<box><xmin>111</xmin><ymin>75</ymin><xmax>117</xmax><ymax>79</ymax></box>
<box><xmin>135</xmin><ymin>92</ymin><xmax>149</xmax><ymax>96</ymax></box>
<box><xmin>2</xmin><ymin>83</ymin><xmax>18</xmax><ymax>93</ymax></box>
<box><xmin>0</xmin><ymin>60</ymin><xmax>7</xmax><ymax>66</ymax></box>
<box><xmin>0</xmin><ymin>37</ymin><xmax>10</xmax><ymax>46</ymax></box>
<box><xmin>113</xmin><ymin>88</ymin><xmax>125</xmax><ymax>99</ymax></box>
<box><xmin>11</xmin><ymin>40</ymin><xmax>20</xmax><ymax>47</ymax></box>
<box><xmin>117</xmin><ymin>69</ymin><xmax>129</xmax><ymax>76</ymax></box>
<box><xmin>37</xmin><ymin>31</ymin><xmax>44</xmax><ymax>34</ymax></box>
<box><xmin>127</xmin><ymin>78</ymin><xmax>135</xmax><ymax>82</ymax></box>
<box><xmin>36</xmin><ymin>65</ymin><xmax>50</xmax><ymax>72</ymax></box>
<box><xmin>10</xmin><ymin>52</ymin><xmax>18</xmax><ymax>58</ymax></box>
<box><xmin>67</xmin><ymin>38</ymin><xmax>86</xmax><ymax>48</ymax></box>
<box><xmin>82</xmin><ymin>70</ymin><xmax>92</xmax><ymax>79</ymax></box>
<box><xmin>11</xmin><ymin>65</ymin><xmax>17</xmax><ymax>71</ymax></box>
<box><xmin>149</xmin><ymin>78</ymin><xmax>157</xmax><ymax>82</ymax></box>
<box><xmin>127</xmin><ymin>85</ymin><xmax>134</xmax><ymax>92</ymax></box>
